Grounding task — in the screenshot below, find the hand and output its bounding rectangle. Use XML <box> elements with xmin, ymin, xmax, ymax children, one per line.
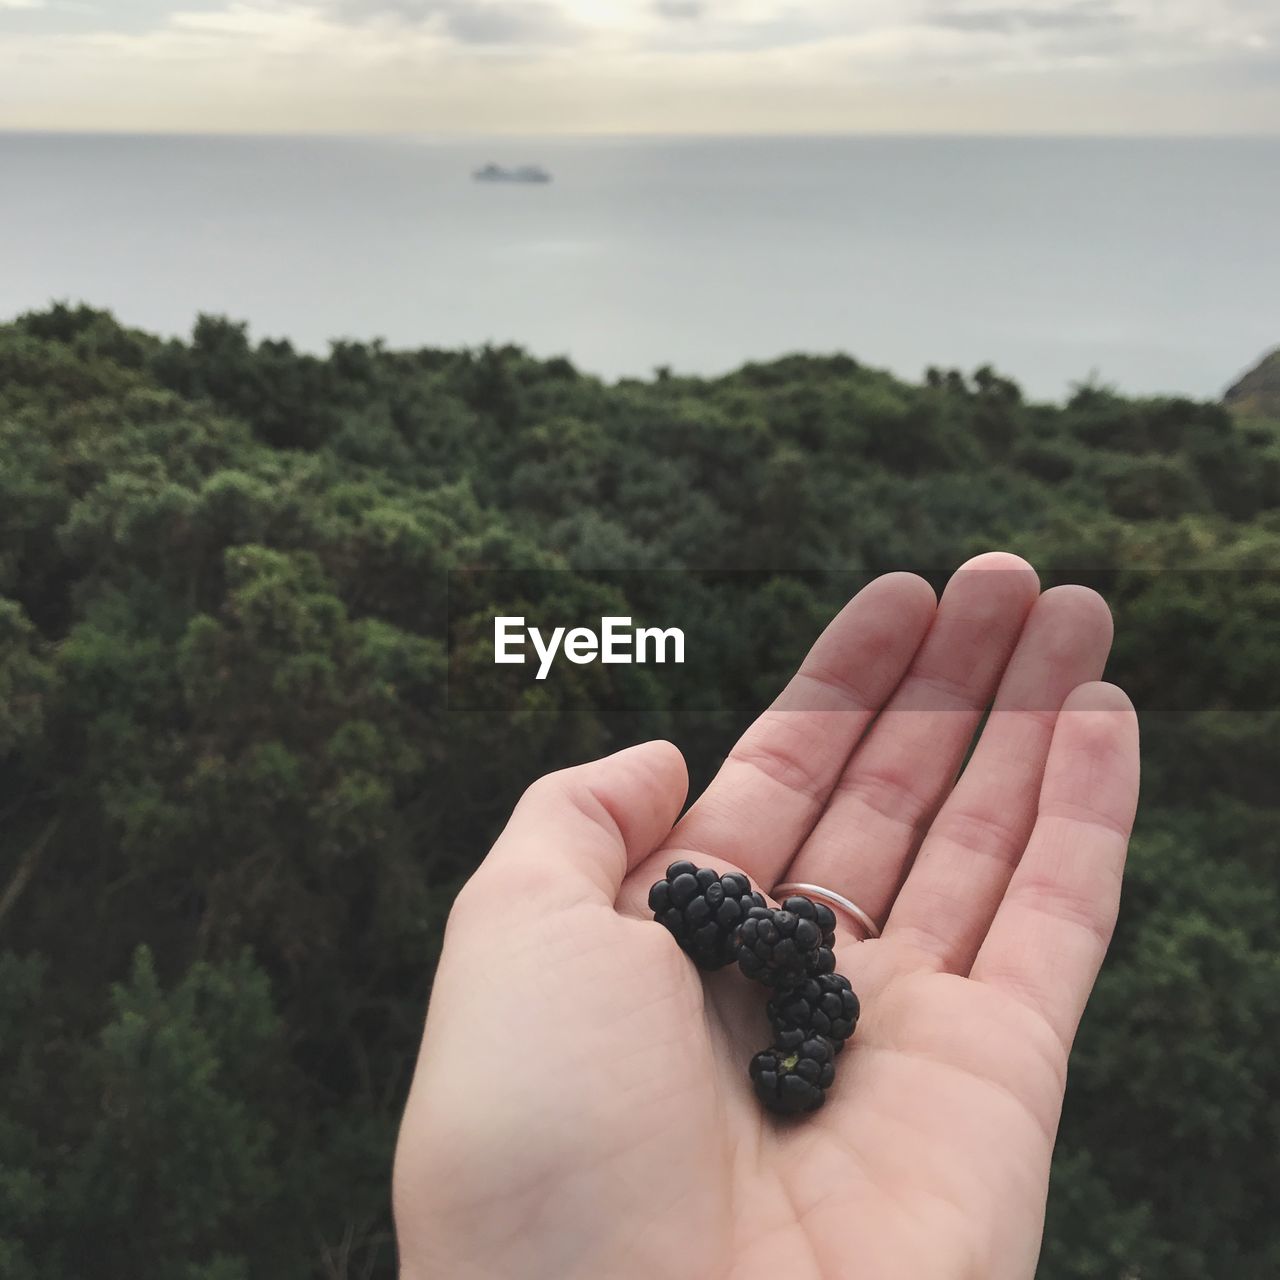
<box><xmin>393</xmin><ymin>553</ymin><xmax>1140</xmax><ymax>1280</ymax></box>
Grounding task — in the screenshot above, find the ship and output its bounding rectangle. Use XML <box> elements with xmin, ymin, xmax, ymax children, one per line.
<box><xmin>473</xmin><ymin>163</ymin><xmax>552</xmax><ymax>184</ymax></box>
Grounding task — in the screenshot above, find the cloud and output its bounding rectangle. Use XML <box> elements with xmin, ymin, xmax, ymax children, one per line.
<box><xmin>447</xmin><ymin>3</ymin><xmax>574</xmax><ymax>45</ymax></box>
<box><xmin>926</xmin><ymin>2</ymin><xmax>1129</xmax><ymax>35</ymax></box>
<box><xmin>331</xmin><ymin>0</ymin><xmax>578</xmax><ymax>46</ymax></box>
<box><xmin>0</xmin><ymin>0</ymin><xmax>1277</xmax><ymax>133</ymax></box>
<box><xmin>0</xmin><ymin>0</ymin><xmax>226</xmax><ymax>34</ymax></box>
<box><xmin>652</xmin><ymin>0</ymin><xmax>704</xmax><ymax>18</ymax></box>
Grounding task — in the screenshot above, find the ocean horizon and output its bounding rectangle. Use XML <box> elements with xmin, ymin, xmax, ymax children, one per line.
<box><xmin>2</xmin><ymin>131</ymin><xmax>1276</xmax><ymax>402</ymax></box>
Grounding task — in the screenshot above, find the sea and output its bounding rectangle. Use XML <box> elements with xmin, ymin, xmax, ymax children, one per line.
<box><xmin>1</xmin><ymin>132</ymin><xmax>1277</xmax><ymax>402</ymax></box>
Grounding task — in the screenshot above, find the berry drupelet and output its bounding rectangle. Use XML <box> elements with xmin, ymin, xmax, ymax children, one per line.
<box><xmin>648</xmin><ymin>861</ymin><xmax>766</xmax><ymax>970</ymax></box>
<box><xmin>767</xmin><ymin>972</ymin><xmax>861</xmax><ymax>1052</ymax></box>
<box><xmin>749</xmin><ymin>1036</ymin><xmax>838</xmax><ymax>1115</ymax></box>
<box><xmin>736</xmin><ymin>895</ymin><xmax>837</xmax><ymax>987</ymax></box>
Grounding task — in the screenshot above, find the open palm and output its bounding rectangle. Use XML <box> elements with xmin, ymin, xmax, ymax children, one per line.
<box><xmin>395</xmin><ymin>553</ymin><xmax>1140</xmax><ymax>1280</ymax></box>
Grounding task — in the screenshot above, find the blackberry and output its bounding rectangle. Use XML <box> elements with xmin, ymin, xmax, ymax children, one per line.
<box><xmin>736</xmin><ymin>895</ymin><xmax>837</xmax><ymax>988</ymax></box>
<box><xmin>767</xmin><ymin>973</ymin><xmax>860</xmax><ymax>1051</ymax></box>
<box><xmin>648</xmin><ymin>861</ymin><xmax>766</xmax><ymax>970</ymax></box>
<box><xmin>749</xmin><ymin>1036</ymin><xmax>837</xmax><ymax>1115</ymax></box>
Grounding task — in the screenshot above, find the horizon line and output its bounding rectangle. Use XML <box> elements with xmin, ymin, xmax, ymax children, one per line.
<box><xmin>2</xmin><ymin>127</ymin><xmax>1279</xmax><ymax>144</ymax></box>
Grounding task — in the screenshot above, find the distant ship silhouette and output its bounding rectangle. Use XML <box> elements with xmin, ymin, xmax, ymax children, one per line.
<box><xmin>473</xmin><ymin>163</ymin><xmax>552</xmax><ymax>184</ymax></box>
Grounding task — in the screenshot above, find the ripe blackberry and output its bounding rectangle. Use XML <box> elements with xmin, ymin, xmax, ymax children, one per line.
<box><xmin>749</xmin><ymin>1036</ymin><xmax>837</xmax><ymax>1115</ymax></box>
<box><xmin>767</xmin><ymin>973</ymin><xmax>861</xmax><ymax>1052</ymax></box>
<box><xmin>648</xmin><ymin>861</ymin><xmax>766</xmax><ymax>970</ymax></box>
<box><xmin>736</xmin><ymin>895</ymin><xmax>837</xmax><ymax>988</ymax></box>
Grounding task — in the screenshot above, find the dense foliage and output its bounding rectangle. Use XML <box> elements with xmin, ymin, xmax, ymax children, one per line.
<box><xmin>2</xmin><ymin>304</ymin><xmax>1278</xmax><ymax>1278</ymax></box>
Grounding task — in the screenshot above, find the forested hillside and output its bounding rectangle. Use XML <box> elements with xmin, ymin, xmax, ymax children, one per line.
<box><xmin>2</xmin><ymin>304</ymin><xmax>1279</xmax><ymax>1278</ymax></box>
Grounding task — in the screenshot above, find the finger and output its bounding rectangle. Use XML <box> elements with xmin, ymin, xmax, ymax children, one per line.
<box><xmin>655</xmin><ymin>572</ymin><xmax>937</xmax><ymax>891</ymax></box>
<box><xmin>781</xmin><ymin>552</ymin><xmax>1040</xmax><ymax>931</ymax></box>
<box><xmin>466</xmin><ymin>740</ymin><xmax>689</xmax><ymax>909</ymax></box>
<box><xmin>883</xmin><ymin>585</ymin><xmax>1114</xmax><ymax>971</ymax></box>
<box><xmin>970</xmin><ymin>682</ymin><xmax>1140</xmax><ymax>1050</ymax></box>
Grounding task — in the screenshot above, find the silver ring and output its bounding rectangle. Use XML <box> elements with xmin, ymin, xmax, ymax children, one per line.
<box><xmin>771</xmin><ymin>882</ymin><xmax>881</xmax><ymax>939</ymax></box>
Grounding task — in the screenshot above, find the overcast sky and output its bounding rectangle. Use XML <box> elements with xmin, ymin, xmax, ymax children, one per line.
<box><xmin>2</xmin><ymin>0</ymin><xmax>1277</xmax><ymax>134</ymax></box>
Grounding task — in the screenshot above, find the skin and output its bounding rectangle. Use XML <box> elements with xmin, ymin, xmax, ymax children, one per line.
<box><xmin>394</xmin><ymin>553</ymin><xmax>1141</xmax><ymax>1280</ymax></box>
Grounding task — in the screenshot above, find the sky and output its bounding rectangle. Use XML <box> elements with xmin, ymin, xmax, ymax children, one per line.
<box><xmin>1</xmin><ymin>0</ymin><xmax>1278</xmax><ymax>134</ymax></box>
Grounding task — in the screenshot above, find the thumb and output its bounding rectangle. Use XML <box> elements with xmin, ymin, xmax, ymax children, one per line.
<box><xmin>466</xmin><ymin>740</ymin><xmax>689</xmax><ymax>909</ymax></box>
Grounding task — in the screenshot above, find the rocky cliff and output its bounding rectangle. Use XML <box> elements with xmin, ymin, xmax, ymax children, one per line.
<box><xmin>1225</xmin><ymin>348</ymin><xmax>1280</xmax><ymax>419</ymax></box>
